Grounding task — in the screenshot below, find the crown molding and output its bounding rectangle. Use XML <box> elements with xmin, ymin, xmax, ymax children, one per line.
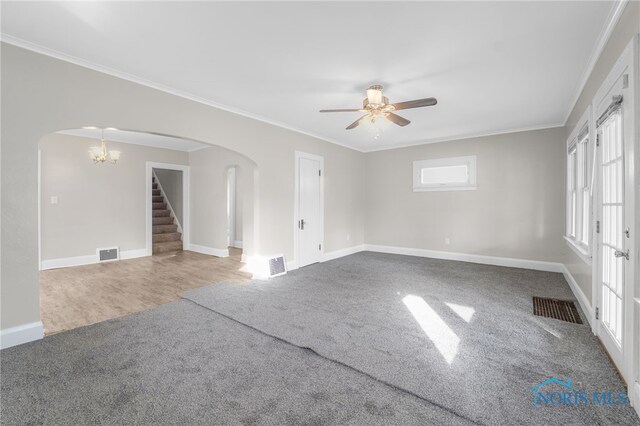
<box><xmin>562</xmin><ymin>0</ymin><xmax>629</xmax><ymax>125</ymax></box>
<box><xmin>1</xmin><ymin>21</ymin><xmax>606</xmax><ymax>154</ymax></box>
<box><xmin>362</xmin><ymin>122</ymin><xmax>565</xmax><ymax>153</ymax></box>
<box><xmin>187</xmin><ymin>145</ymin><xmax>211</xmax><ymax>153</ymax></box>
<box><xmin>0</xmin><ymin>34</ymin><xmax>361</xmax><ymax>153</ymax></box>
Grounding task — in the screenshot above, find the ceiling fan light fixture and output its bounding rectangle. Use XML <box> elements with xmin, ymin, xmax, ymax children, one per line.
<box><xmin>366</xmin><ymin>85</ymin><xmax>384</xmax><ymax>106</ymax></box>
<box><xmin>360</xmin><ymin>114</ymin><xmax>389</xmax><ymax>140</ymax></box>
<box><xmin>319</xmin><ymin>84</ymin><xmax>436</xmax><ymax>133</ymax></box>
<box><xmin>370</xmin><ymin>110</ymin><xmax>388</xmax><ymax>122</ymax></box>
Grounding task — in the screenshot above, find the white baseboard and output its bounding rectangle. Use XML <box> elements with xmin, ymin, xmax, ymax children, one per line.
<box><xmin>120</xmin><ymin>248</ymin><xmax>147</xmax><ymax>260</ymax></box>
<box><xmin>363</xmin><ymin>244</ymin><xmax>564</xmax><ymax>273</ymax></box>
<box><xmin>253</xmin><ymin>244</ymin><xmax>593</xmax><ymax>334</ymax></box>
<box><xmin>633</xmin><ymin>381</ymin><xmax>640</xmax><ymax>417</ymax></box>
<box><xmin>322</xmin><ymin>244</ymin><xmax>365</xmax><ymax>262</ymax></box>
<box><xmin>1</xmin><ymin>321</ymin><xmax>44</xmax><ymax>350</ymax></box>
<box><xmin>188</xmin><ymin>244</ymin><xmax>229</xmax><ymax>258</ymax></box>
<box><xmin>362</xmin><ymin>244</ymin><xmax>594</xmax><ymax>331</ymax></box>
<box><xmin>41</xmin><ymin>254</ymin><xmax>95</xmax><ymax>270</ymax></box>
<box><xmin>561</xmin><ymin>265</ymin><xmax>595</xmax><ymax>331</ymax></box>
<box><xmin>286</xmin><ymin>260</ymin><xmax>298</xmax><ymax>271</ymax></box>
<box><xmin>238</xmin><ymin>254</ymin><xmax>289</xmax><ymax>278</ymax></box>
<box><xmin>241</xmin><ymin>254</ymin><xmax>296</xmax><ymax>272</ymax></box>
<box><xmin>40</xmin><ymin>248</ymin><xmax>147</xmax><ymax>270</ymax></box>
<box><xmin>233</xmin><ymin>240</ymin><xmax>243</xmax><ymax>249</ymax></box>
<box><xmin>289</xmin><ymin>243</ymin><xmax>564</xmax><ymax>274</ymax></box>
<box><xmin>284</xmin><ymin>244</ymin><xmax>366</xmax><ymax>272</ymax></box>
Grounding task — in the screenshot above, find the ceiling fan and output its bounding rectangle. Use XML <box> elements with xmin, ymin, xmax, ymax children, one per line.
<box><xmin>320</xmin><ymin>85</ymin><xmax>437</xmax><ymax>130</ymax></box>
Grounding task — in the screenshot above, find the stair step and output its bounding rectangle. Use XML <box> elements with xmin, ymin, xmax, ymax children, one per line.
<box><xmin>153</xmin><ymin>232</ymin><xmax>181</xmax><ymax>243</ymax></box>
<box><xmin>152</xmin><ymin>183</ymin><xmax>158</xmax><ymax>189</ymax></box>
<box><xmin>152</xmin><ymin>210</ymin><xmax>171</xmax><ymax>217</ymax></box>
<box><xmin>153</xmin><ymin>240</ymin><xmax>183</xmax><ymax>253</ymax></box>
<box><xmin>152</xmin><ymin>196</ymin><xmax>164</xmax><ymax>203</ymax></box>
<box><xmin>152</xmin><ymin>202</ymin><xmax>167</xmax><ymax>210</ymax></box>
<box><xmin>152</xmin><ymin>189</ymin><xmax>161</xmax><ymax>196</ymax></box>
<box><xmin>153</xmin><ymin>224</ymin><xmax>178</xmax><ymax>234</ymax></box>
<box><xmin>153</xmin><ymin>216</ymin><xmax>174</xmax><ymax>225</ymax></box>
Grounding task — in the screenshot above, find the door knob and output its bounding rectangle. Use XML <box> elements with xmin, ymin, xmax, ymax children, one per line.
<box><xmin>614</xmin><ymin>249</ymin><xmax>629</xmax><ymax>260</ymax></box>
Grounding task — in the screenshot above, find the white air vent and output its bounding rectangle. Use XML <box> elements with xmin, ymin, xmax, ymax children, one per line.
<box><xmin>97</xmin><ymin>247</ymin><xmax>119</xmax><ymax>262</ymax></box>
<box><xmin>267</xmin><ymin>254</ymin><xmax>287</xmax><ymax>278</ymax></box>
<box><xmin>247</xmin><ymin>254</ymin><xmax>288</xmax><ymax>279</ymax></box>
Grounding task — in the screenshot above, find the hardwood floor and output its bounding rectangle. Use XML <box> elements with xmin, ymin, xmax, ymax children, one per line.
<box><xmin>40</xmin><ymin>248</ymin><xmax>251</xmax><ymax>335</ymax></box>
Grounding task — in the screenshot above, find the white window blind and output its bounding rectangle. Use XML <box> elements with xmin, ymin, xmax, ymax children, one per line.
<box><xmin>420</xmin><ymin>165</ymin><xmax>469</xmax><ymax>185</ymax></box>
<box><xmin>413</xmin><ymin>156</ymin><xmax>477</xmax><ymax>192</ymax></box>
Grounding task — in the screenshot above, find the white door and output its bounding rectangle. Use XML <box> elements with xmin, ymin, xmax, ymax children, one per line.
<box><xmin>296</xmin><ymin>153</ymin><xmax>323</xmax><ymax>268</ymax></box>
<box><xmin>596</xmin><ymin>100</ymin><xmax>626</xmax><ymax>368</ymax></box>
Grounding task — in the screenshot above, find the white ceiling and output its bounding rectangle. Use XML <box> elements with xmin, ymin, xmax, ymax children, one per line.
<box><xmin>59</xmin><ymin>128</ymin><xmax>207</xmax><ymax>152</ymax></box>
<box><xmin>2</xmin><ymin>1</ymin><xmax>617</xmax><ymax>152</ymax></box>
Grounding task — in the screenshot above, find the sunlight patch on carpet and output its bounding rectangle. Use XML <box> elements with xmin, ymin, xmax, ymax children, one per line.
<box><xmin>403</xmin><ymin>295</ymin><xmax>459</xmax><ymax>365</ymax></box>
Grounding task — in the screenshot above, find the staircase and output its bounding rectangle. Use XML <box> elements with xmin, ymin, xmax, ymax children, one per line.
<box><xmin>152</xmin><ymin>176</ymin><xmax>183</xmax><ymax>254</ymax></box>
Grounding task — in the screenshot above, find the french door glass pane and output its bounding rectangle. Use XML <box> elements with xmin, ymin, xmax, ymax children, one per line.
<box><xmin>599</xmin><ymin>109</ymin><xmax>623</xmax><ymax>346</ymax></box>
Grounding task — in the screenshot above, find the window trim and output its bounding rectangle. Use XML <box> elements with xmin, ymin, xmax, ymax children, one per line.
<box><xmin>567</xmin><ymin>146</ymin><xmax>577</xmax><ymax>238</ymax></box>
<box><xmin>565</xmin><ymin>107</ymin><xmax>593</xmax><ymax>265</ymax></box>
<box><xmin>564</xmin><ymin>236</ymin><xmax>591</xmax><ymax>265</ymax></box>
<box><xmin>412</xmin><ymin>155</ymin><xmax>477</xmax><ymax>192</ymax></box>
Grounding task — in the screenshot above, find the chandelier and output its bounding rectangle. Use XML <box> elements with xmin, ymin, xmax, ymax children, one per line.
<box><xmin>89</xmin><ymin>129</ymin><xmax>121</xmax><ymax>164</ymax></box>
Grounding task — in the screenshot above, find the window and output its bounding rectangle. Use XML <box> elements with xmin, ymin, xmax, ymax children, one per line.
<box><xmin>413</xmin><ymin>156</ymin><xmax>477</xmax><ymax>192</ymax></box>
<box><xmin>567</xmin><ymin>146</ymin><xmax>577</xmax><ymax>238</ymax></box>
<box><xmin>565</xmin><ymin>116</ymin><xmax>591</xmax><ymax>260</ymax></box>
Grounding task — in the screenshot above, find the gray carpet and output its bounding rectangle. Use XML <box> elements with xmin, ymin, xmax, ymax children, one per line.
<box><xmin>183</xmin><ymin>251</ymin><xmax>640</xmax><ymax>425</ymax></box>
<box><xmin>1</xmin><ymin>300</ymin><xmax>474</xmax><ymax>425</ymax></box>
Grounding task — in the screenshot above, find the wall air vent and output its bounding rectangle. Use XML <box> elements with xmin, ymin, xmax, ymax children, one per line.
<box><xmin>97</xmin><ymin>247</ymin><xmax>119</xmax><ymax>262</ymax></box>
<box><xmin>267</xmin><ymin>255</ymin><xmax>287</xmax><ymax>278</ymax></box>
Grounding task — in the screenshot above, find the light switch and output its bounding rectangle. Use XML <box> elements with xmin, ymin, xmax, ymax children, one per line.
<box><xmin>50</xmin><ymin>196</ymin><xmax>58</xmax><ymax>205</ymax></box>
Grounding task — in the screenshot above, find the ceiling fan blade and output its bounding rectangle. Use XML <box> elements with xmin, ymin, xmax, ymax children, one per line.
<box><xmin>392</xmin><ymin>97</ymin><xmax>437</xmax><ymax>110</ymax></box>
<box><xmin>319</xmin><ymin>108</ymin><xmax>362</xmax><ymax>113</ymax></box>
<box><xmin>386</xmin><ymin>113</ymin><xmax>411</xmax><ymax>127</ymax></box>
<box><xmin>346</xmin><ymin>115</ymin><xmax>368</xmax><ymax>130</ymax></box>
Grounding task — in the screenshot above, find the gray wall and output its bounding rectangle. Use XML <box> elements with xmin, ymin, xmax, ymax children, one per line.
<box><xmin>154</xmin><ymin>168</ymin><xmax>183</xmax><ymax>226</ymax></box>
<box><xmin>561</xmin><ymin>1</ymin><xmax>640</xmax><ymax>305</ymax></box>
<box><xmin>189</xmin><ymin>146</ymin><xmax>256</xmax><ymax>253</ymax></box>
<box><xmin>1</xmin><ymin>43</ymin><xmax>365</xmax><ymax>331</ymax></box>
<box><xmin>4</xmin><ymin>5</ymin><xmax>637</xmax><ymax>335</ymax></box>
<box><xmin>40</xmin><ymin>134</ymin><xmax>188</xmax><ymax>260</ymax></box>
<box><xmin>364</xmin><ymin>127</ymin><xmax>566</xmax><ymax>262</ymax></box>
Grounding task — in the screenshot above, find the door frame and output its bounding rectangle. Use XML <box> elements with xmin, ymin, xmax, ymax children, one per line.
<box><xmin>38</xmin><ymin>149</ymin><xmax>42</xmax><ymax>270</ymax></box>
<box><xmin>145</xmin><ymin>161</ymin><xmax>190</xmax><ymax>256</ymax></box>
<box><xmin>293</xmin><ymin>151</ymin><xmax>324</xmax><ymax>269</ymax></box>
<box><xmin>591</xmin><ymin>35</ymin><xmax>637</xmax><ymax>403</ymax></box>
<box><xmin>227</xmin><ymin>166</ymin><xmax>236</xmax><ymax>248</ymax></box>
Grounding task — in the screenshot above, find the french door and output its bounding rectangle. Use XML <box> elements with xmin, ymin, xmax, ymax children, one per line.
<box><xmin>597</xmin><ymin>104</ymin><xmax>626</xmax><ymax>368</ymax></box>
<box><xmin>591</xmin><ymin>39</ymin><xmax>638</xmax><ymax>413</ymax></box>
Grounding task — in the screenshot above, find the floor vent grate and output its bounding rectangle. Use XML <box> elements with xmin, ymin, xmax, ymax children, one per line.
<box><xmin>533</xmin><ymin>297</ymin><xmax>583</xmax><ymax>324</ymax></box>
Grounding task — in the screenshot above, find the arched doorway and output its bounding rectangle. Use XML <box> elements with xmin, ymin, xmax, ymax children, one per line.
<box><xmin>37</xmin><ymin>128</ymin><xmax>258</xmax><ymax>334</ymax></box>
